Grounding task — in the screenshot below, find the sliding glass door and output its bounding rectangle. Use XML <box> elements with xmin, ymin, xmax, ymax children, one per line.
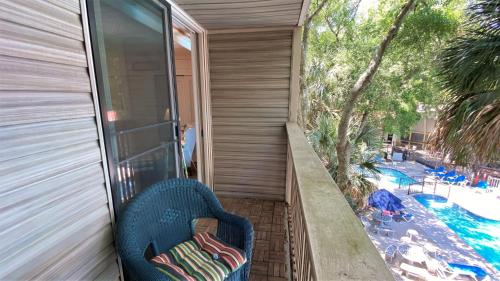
<box><xmin>88</xmin><ymin>0</ymin><xmax>180</xmax><ymax>213</ymax></box>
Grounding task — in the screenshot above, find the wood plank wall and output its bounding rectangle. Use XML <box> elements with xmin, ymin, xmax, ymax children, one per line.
<box><xmin>209</xmin><ymin>30</ymin><xmax>293</xmax><ymax>201</ymax></box>
<box><xmin>0</xmin><ymin>0</ymin><xmax>121</xmax><ymax>280</ymax></box>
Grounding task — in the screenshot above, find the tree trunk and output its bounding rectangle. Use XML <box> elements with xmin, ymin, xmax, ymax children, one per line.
<box><xmin>298</xmin><ymin>0</ymin><xmax>329</xmax><ymax>127</ymax></box>
<box><xmin>336</xmin><ymin>0</ymin><xmax>416</xmax><ymax>192</ymax></box>
<box><xmin>354</xmin><ymin>110</ymin><xmax>369</xmax><ymax>144</ymax></box>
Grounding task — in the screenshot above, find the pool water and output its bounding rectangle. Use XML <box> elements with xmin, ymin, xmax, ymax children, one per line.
<box><xmin>414</xmin><ymin>194</ymin><xmax>500</xmax><ymax>271</ymax></box>
<box><xmin>378</xmin><ymin>167</ymin><xmax>418</xmax><ymax>186</ymax></box>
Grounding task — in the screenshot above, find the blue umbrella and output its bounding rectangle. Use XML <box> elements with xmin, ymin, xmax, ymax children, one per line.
<box><xmin>368</xmin><ymin>189</ymin><xmax>405</xmax><ymax>212</ymax></box>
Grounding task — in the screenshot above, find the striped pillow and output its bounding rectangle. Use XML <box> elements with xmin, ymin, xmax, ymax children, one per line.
<box><xmin>193</xmin><ymin>232</ymin><xmax>247</xmax><ymax>272</ymax></box>
<box><xmin>169</xmin><ymin>240</ymin><xmax>230</xmax><ymax>281</ymax></box>
<box><xmin>151</xmin><ymin>253</ymin><xmax>196</xmax><ymax>281</ymax></box>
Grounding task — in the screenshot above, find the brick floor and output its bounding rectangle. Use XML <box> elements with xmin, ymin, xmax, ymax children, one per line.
<box><xmin>195</xmin><ymin>197</ymin><xmax>289</xmax><ymax>281</ymax></box>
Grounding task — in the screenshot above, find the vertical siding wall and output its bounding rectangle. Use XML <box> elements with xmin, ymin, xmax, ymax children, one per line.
<box><xmin>0</xmin><ymin>1</ymin><xmax>120</xmax><ymax>280</ymax></box>
<box><xmin>209</xmin><ymin>30</ymin><xmax>292</xmax><ymax>201</ymax></box>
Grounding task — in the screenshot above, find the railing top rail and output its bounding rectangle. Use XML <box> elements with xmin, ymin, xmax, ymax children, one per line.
<box><xmin>286</xmin><ymin>123</ymin><xmax>394</xmax><ymax>281</ymax></box>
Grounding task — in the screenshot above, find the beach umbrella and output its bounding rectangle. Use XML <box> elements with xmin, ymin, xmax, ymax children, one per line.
<box><xmin>368</xmin><ymin>189</ymin><xmax>405</xmax><ymax>212</ymax></box>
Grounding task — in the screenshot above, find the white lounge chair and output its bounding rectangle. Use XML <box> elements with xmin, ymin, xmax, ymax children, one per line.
<box><xmin>425</xmin><ymin>258</ymin><xmax>453</xmax><ymax>279</ymax></box>
<box><xmin>427</xmin><ymin>257</ymin><xmax>481</xmax><ymax>281</ymax></box>
<box><xmin>401</xmin><ymin>261</ymin><xmax>457</xmax><ymax>281</ymax></box>
<box><xmin>401</xmin><ymin>247</ymin><xmax>485</xmax><ymax>281</ymax></box>
<box><xmin>400</xmin><ymin>262</ymin><xmax>430</xmax><ymax>280</ymax></box>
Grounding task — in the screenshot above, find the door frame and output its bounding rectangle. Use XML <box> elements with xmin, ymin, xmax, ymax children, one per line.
<box><xmin>86</xmin><ymin>0</ymin><xmax>185</xmax><ymax>215</ymax></box>
<box><xmin>82</xmin><ymin>1</ymin><xmax>212</xmax><ymax>279</ymax></box>
<box><xmin>165</xmin><ymin>1</ymin><xmax>213</xmax><ymax>187</ymax></box>
<box><xmin>83</xmin><ymin>0</ymin><xmax>213</xmax><ymax>218</ymax></box>
<box><xmin>85</xmin><ymin>0</ymin><xmax>213</xmax><ymax>203</ymax></box>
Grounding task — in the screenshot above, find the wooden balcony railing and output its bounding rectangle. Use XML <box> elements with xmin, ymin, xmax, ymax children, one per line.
<box><xmin>285</xmin><ymin>123</ymin><xmax>394</xmax><ymax>281</ymax></box>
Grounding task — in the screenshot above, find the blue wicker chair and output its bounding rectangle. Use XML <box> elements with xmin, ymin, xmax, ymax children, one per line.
<box><xmin>116</xmin><ymin>178</ymin><xmax>254</xmax><ymax>281</ymax></box>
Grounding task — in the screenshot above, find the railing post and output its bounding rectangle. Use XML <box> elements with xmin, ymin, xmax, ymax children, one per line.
<box><xmin>288</xmin><ymin>27</ymin><xmax>302</xmax><ymax>123</ymax></box>
<box><xmin>286</xmin><ymin>145</ymin><xmax>293</xmax><ymax>204</ymax></box>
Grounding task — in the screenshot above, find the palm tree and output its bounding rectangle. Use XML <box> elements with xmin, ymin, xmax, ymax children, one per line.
<box><xmin>429</xmin><ymin>0</ymin><xmax>500</xmax><ymax>164</ymax></box>
<box><xmin>309</xmin><ymin>113</ymin><xmax>380</xmax><ymax>210</ymax></box>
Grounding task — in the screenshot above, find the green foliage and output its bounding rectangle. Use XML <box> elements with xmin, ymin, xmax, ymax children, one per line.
<box><xmin>303</xmin><ymin>0</ymin><xmax>465</xmax><ymax>209</ymax></box>
<box><xmin>345</xmin><ymin>173</ymin><xmax>378</xmax><ymax>209</ymax></box>
<box><xmin>430</xmin><ymin>0</ymin><xmax>500</xmax><ymax>165</ymax></box>
<box><xmin>309</xmin><ymin>113</ymin><xmax>338</xmax><ymax>166</ymax></box>
<box><xmin>305</xmin><ymin>0</ymin><xmax>465</xmax><ymax>136</ymax></box>
<box><xmin>305</xmin><ymin>0</ymin><xmax>463</xmax><ymax>134</ymax></box>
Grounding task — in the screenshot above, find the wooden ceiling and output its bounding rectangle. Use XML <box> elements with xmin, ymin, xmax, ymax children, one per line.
<box><xmin>174</xmin><ymin>0</ymin><xmax>307</xmax><ymax>30</ymax></box>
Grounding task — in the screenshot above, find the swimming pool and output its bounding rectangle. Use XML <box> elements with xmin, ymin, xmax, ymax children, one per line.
<box><xmin>378</xmin><ymin>167</ymin><xmax>418</xmax><ymax>186</ymax></box>
<box><xmin>414</xmin><ymin>194</ymin><xmax>500</xmax><ymax>271</ymax></box>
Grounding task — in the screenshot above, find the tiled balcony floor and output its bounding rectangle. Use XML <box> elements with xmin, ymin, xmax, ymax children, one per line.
<box><xmin>196</xmin><ymin>197</ymin><xmax>289</xmax><ymax>281</ymax></box>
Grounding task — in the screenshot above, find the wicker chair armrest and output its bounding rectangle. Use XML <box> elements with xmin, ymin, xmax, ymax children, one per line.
<box><xmin>216</xmin><ymin>211</ymin><xmax>253</xmax><ymax>281</ymax></box>
<box><xmin>121</xmin><ymin>255</ymin><xmax>171</xmax><ymax>281</ymax></box>
<box><xmin>216</xmin><ymin>211</ymin><xmax>253</xmax><ymax>261</ymax></box>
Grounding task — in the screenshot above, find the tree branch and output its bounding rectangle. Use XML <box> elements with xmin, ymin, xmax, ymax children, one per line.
<box><xmin>335</xmin><ymin>0</ymin><xmax>416</xmax><ymax>192</ymax></box>
<box><xmin>299</xmin><ymin>0</ymin><xmax>330</xmax><ymax>126</ymax></box>
<box><xmin>349</xmin><ymin>0</ymin><xmax>416</xmax><ymax>99</ymax></box>
<box><xmin>325</xmin><ymin>16</ymin><xmax>340</xmax><ymax>42</ymax></box>
<box><xmin>307</xmin><ymin>0</ymin><xmax>329</xmax><ymax>23</ymax></box>
<box><xmin>350</xmin><ymin>0</ymin><xmax>362</xmax><ymax>20</ymax></box>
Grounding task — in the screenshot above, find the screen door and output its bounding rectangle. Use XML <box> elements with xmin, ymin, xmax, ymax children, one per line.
<box><xmin>88</xmin><ymin>0</ymin><xmax>181</xmax><ymax>213</ymax></box>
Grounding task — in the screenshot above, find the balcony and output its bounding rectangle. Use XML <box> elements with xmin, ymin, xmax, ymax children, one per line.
<box><xmin>200</xmin><ymin>123</ymin><xmax>393</xmax><ymax>281</ymax></box>
<box><xmin>0</xmin><ymin>0</ymin><xmax>392</xmax><ymax>279</ymax></box>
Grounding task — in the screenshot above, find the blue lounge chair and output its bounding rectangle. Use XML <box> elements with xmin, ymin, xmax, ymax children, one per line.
<box><xmin>443</xmin><ymin>174</ymin><xmax>463</xmax><ymax>183</ymax></box>
<box><xmin>476</xmin><ymin>180</ymin><xmax>488</xmax><ymax>189</ymax></box>
<box><xmin>116</xmin><ymin>179</ymin><xmax>254</xmax><ymax>281</ymax></box>
<box><xmin>438</xmin><ymin>170</ymin><xmax>456</xmax><ymax>180</ymax></box>
<box><xmin>449</xmin><ymin>175</ymin><xmax>466</xmax><ymax>185</ymax></box>
<box><xmin>447</xmin><ymin>263</ymin><xmax>488</xmax><ymax>280</ymax></box>
<box><xmin>425</xmin><ymin>165</ymin><xmax>445</xmax><ymax>174</ymax></box>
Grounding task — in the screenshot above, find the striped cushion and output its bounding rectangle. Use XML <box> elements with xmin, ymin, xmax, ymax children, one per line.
<box><xmin>193</xmin><ymin>232</ymin><xmax>247</xmax><ymax>272</ymax></box>
<box><xmin>151</xmin><ymin>253</ymin><xmax>196</xmax><ymax>281</ymax></box>
<box><xmin>169</xmin><ymin>240</ymin><xmax>230</xmax><ymax>281</ymax></box>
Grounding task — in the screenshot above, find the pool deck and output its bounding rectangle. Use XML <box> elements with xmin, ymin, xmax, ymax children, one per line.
<box><xmin>366</xmin><ymin>161</ymin><xmax>500</xmax><ymax>280</ymax></box>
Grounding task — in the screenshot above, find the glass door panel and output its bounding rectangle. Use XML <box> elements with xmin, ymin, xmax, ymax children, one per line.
<box><xmin>116</xmin><ymin>142</ymin><xmax>177</xmax><ymax>203</ymax></box>
<box><xmin>88</xmin><ymin>0</ymin><xmax>180</xmax><ymax>212</ymax></box>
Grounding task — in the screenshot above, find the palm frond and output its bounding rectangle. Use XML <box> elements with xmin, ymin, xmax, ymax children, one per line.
<box><xmin>440</xmin><ymin>34</ymin><xmax>500</xmax><ymax>94</ymax></box>
<box><xmin>430</xmin><ymin>91</ymin><xmax>500</xmax><ymax>163</ymax></box>
<box><xmin>468</xmin><ymin>0</ymin><xmax>500</xmax><ymax>35</ymax></box>
<box><xmin>345</xmin><ymin>173</ymin><xmax>378</xmax><ymax>209</ymax></box>
<box><xmin>430</xmin><ymin>0</ymin><xmax>500</xmax><ymax>165</ymax></box>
